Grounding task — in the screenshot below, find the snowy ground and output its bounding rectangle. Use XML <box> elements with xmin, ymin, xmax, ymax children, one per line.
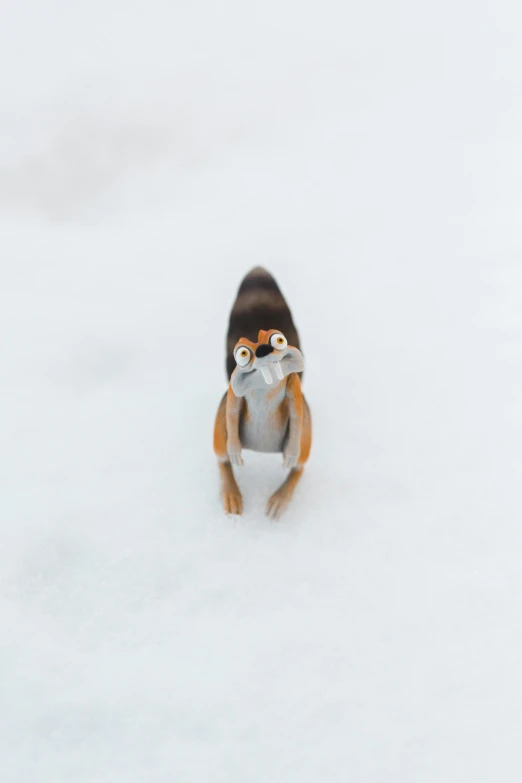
<box><xmin>1</xmin><ymin>1</ymin><xmax>522</xmax><ymax>781</ymax></box>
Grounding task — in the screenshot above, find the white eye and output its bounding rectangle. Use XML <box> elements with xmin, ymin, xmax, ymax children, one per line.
<box><xmin>270</xmin><ymin>333</ymin><xmax>287</xmax><ymax>351</ymax></box>
<box><xmin>234</xmin><ymin>346</ymin><xmax>251</xmax><ymax>367</ymax></box>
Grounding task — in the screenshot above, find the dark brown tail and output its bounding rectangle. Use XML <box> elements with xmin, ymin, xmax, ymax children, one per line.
<box><xmin>226</xmin><ymin>267</ymin><xmax>301</xmax><ymax>378</ymax></box>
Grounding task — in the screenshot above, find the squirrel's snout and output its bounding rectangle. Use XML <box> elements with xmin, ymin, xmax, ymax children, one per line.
<box><xmin>256</xmin><ymin>344</ymin><xmax>274</xmax><ymax>358</ymax></box>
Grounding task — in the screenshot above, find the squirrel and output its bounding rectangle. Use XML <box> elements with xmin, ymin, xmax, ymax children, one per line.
<box><xmin>213</xmin><ymin>267</ymin><xmax>312</xmax><ymax>519</ymax></box>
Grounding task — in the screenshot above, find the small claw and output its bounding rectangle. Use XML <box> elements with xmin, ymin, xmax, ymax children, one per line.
<box><xmin>266</xmin><ymin>500</ymin><xmax>277</xmax><ymax>520</ymax></box>
<box><xmin>223</xmin><ymin>491</ymin><xmax>244</xmax><ymax>516</ymax></box>
<box><xmin>228</xmin><ymin>451</ymin><xmax>243</xmax><ymax>466</ymax></box>
<box><xmin>266</xmin><ymin>494</ymin><xmax>288</xmax><ymax>520</ymax></box>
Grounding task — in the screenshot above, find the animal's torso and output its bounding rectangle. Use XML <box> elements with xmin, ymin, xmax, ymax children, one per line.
<box><xmin>238</xmin><ymin>381</ymin><xmax>289</xmax><ymax>453</ymax></box>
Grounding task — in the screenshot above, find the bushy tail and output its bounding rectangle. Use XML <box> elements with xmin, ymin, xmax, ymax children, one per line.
<box><xmin>226</xmin><ymin>267</ymin><xmax>301</xmax><ymax>378</ymax></box>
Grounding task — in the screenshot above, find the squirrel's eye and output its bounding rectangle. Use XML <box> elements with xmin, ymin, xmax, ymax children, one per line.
<box><xmin>234</xmin><ymin>346</ymin><xmax>251</xmax><ymax>367</ymax></box>
<box><xmin>270</xmin><ymin>333</ymin><xmax>287</xmax><ymax>350</ymax></box>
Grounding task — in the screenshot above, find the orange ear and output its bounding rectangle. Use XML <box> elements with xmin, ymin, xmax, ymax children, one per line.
<box><xmin>258</xmin><ymin>329</ymin><xmax>268</xmax><ymax>342</ymax></box>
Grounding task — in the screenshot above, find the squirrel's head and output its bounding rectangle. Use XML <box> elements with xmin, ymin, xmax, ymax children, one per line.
<box><xmin>230</xmin><ymin>329</ymin><xmax>304</xmax><ymax>397</ymax></box>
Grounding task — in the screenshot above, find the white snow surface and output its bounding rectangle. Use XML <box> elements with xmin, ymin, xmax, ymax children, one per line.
<box><xmin>1</xmin><ymin>1</ymin><xmax>522</xmax><ymax>780</ymax></box>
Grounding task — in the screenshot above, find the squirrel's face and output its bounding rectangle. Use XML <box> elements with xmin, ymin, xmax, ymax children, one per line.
<box><xmin>232</xmin><ymin>329</ymin><xmax>303</xmax><ymax>388</ymax></box>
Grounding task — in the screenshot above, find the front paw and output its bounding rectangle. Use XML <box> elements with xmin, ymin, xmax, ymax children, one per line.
<box><xmin>282</xmin><ymin>450</ymin><xmax>299</xmax><ymax>469</ymax></box>
<box><xmin>227</xmin><ymin>442</ymin><xmax>244</xmax><ymax>466</ymax></box>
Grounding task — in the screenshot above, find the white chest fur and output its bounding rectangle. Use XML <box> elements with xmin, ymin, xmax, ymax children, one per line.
<box><xmin>239</xmin><ymin>383</ymin><xmax>288</xmax><ymax>453</ymax></box>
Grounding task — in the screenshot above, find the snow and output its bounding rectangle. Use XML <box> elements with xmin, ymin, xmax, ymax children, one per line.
<box><xmin>1</xmin><ymin>0</ymin><xmax>522</xmax><ymax>780</ymax></box>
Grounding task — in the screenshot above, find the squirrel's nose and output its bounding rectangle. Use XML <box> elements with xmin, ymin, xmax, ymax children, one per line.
<box><xmin>256</xmin><ymin>343</ymin><xmax>274</xmax><ymax>358</ymax></box>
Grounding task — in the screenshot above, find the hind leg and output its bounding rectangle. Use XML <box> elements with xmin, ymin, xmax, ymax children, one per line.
<box><xmin>218</xmin><ymin>462</ymin><xmax>244</xmax><ymax>515</ymax></box>
<box><xmin>267</xmin><ymin>395</ymin><xmax>312</xmax><ymax>520</ymax></box>
<box><xmin>214</xmin><ymin>393</ymin><xmax>244</xmax><ymax>515</ymax></box>
<box><xmin>266</xmin><ymin>467</ymin><xmax>304</xmax><ymax>520</ymax></box>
